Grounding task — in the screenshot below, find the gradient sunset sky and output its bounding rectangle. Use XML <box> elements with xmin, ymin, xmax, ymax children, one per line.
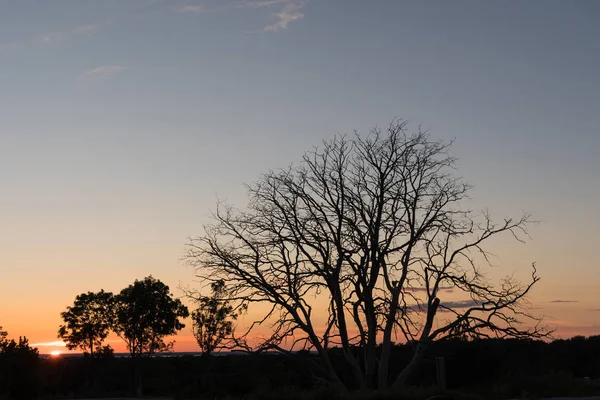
<box><xmin>1</xmin><ymin>0</ymin><xmax>599</xmax><ymax>354</ymax></box>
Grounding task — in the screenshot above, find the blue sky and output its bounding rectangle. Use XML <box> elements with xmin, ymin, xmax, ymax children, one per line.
<box><xmin>1</xmin><ymin>0</ymin><xmax>599</xmax><ymax>349</ymax></box>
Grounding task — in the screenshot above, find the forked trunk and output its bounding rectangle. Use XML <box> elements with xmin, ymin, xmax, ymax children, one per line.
<box><xmin>393</xmin><ymin>298</ymin><xmax>439</xmax><ymax>389</ymax></box>
<box><xmin>392</xmin><ymin>341</ymin><xmax>428</xmax><ymax>389</ymax></box>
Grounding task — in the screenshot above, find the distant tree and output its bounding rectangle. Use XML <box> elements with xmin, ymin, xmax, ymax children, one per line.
<box><xmin>186</xmin><ymin>119</ymin><xmax>549</xmax><ymax>392</ymax></box>
<box><xmin>191</xmin><ymin>280</ymin><xmax>243</xmax><ymax>356</ymax></box>
<box><xmin>96</xmin><ymin>344</ymin><xmax>115</xmax><ymax>359</ymax></box>
<box><xmin>0</xmin><ymin>329</ymin><xmax>40</xmax><ymax>400</ymax></box>
<box><xmin>0</xmin><ymin>336</ymin><xmax>38</xmax><ymax>356</ymax></box>
<box><xmin>113</xmin><ymin>276</ymin><xmax>189</xmax><ymax>397</ymax></box>
<box><xmin>0</xmin><ymin>328</ymin><xmax>38</xmax><ymax>356</ymax></box>
<box><xmin>58</xmin><ymin>290</ymin><xmax>115</xmax><ymax>357</ymax></box>
<box><xmin>113</xmin><ymin>276</ymin><xmax>189</xmax><ymax>357</ymax></box>
<box><xmin>0</xmin><ymin>327</ymin><xmax>7</xmax><ymax>351</ymax></box>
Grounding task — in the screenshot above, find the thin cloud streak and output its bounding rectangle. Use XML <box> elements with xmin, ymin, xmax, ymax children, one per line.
<box><xmin>2</xmin><ymin>18</ymin><xmax>108</xmax><ymax>52</ymax></box>
<box><xmin>406</xmin><ymin>286</ymin><xmax>454</xmax><ymax>293</ymax></box>
<box><xmin>245</xmin><ymin>0</ymin><xmax>289</xmax><ymax>8</ymax></box>
<box><xmin>71</xmin><ymin>24</ymin><xmax>99</xmax><ymax>37</ymax></box>
<box><xmin>406</xmin><ymin>299</ymin><xmax>479</xmax><ymax>313</ymax></box>
<box><xmin>439</xmin><ymin>300</ymin><xmax>480</xmax><ymax>310</ymax></box>
<box><xmin>177</xmin><ymin>5</ymin><xmax>204</xmax><ymax>13</ymax></box>
<box><xmin>31</xmin><ymin>341</ymin><xmax>67</xmax><ymax>347</ymax></box>
<box><xmin>31</xmin><ymin>339</ymin><xmax>121</xmax><ymax>348</ymax></box>
<box><xmin>77</xmin><ymin>65</ymin><xmax>128</xmax><ymax>86</ymax></box>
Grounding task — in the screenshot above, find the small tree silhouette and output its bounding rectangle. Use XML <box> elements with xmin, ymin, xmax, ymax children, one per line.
<box><xmin>0</xmin><ymin>328</ymin><xmax>40</xmax><ymax>400</ymax></box>
<box><xmin>192</xmin><ymin>280</ymin><xmax>242</xmax><ymax>356</ymax></box>
<box><xmin>113</xmin><ymin>276</ymin><xmax>189</xmax><ymax>397</ymax></box>
<box><xmin>58</xmin><ymin>290</ymin><xmax>115</xmax><ymax>357</ymax></box>
<box><xmin>113</xmin><ymin>276</ymin><xmax>189</xmax><ymax>357</ymax></box>
<box><xmin>0</xmin><ymin>326</ymin><xmax>7</xmax><ymax>351</ymax></box>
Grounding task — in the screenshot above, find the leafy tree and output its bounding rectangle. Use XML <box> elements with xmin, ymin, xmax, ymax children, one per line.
<box><xmin>113</xmin><ymin>276</ymin><xmax>189</xmax><ymax>396</ymax></box>
<box><xmin>0</xmin><ymin>329</ymin><xmax>40</xmax><ymax>400</ymax></box>
<box><xmin>191</xmin><ymin>280</ymin><xmax>243</xmax><ymax>356</ymax></box>
<box><xmin>96</xmin><ymin>344</ymin><xmax>115</xmax><ymax>359</ymax></box>
<box><xmin>0</xmin><ymin>326</ymin><xmax>7</xmax><ymax>351</ymax></box>
<box><xmin>186</xmin><ymin>119</ymin><xmax>548</xmax><ymax>392</ymax></box>
<box><xmin>0</xmin><ymin>336</ymin><xmax>38</xmax><ymax>356</ymax></box>
<box><xmin>113</xmin><ymin>276</ymin><xmax>189</xmax><ymax>357</ymax></box>
<box><xmin>0</xmin><ymin>327</ymin><xmax>37</xmax><ymax>356</ymax></box>
<box><xmin>58</xmin><ymin>290</ymin><xmax>115</xmax><ymax>357</ymax></box>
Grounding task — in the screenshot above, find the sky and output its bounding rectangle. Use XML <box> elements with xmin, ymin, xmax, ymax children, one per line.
<box><xmin>1</xmin><ymin>0</ymin><xmax>599</xmax><ymax>354</ymax></box>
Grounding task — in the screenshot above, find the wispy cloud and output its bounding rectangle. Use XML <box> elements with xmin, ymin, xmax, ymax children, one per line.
<box><xmin>39</xmin><ymin>18</ymin><xmax>112</xmax><ymax>46</ymax></box>
<box><xmin>546</xmin><ymin>320</ymin><xmax>600</xmax><ymax>337</ymax></box>
<box><xmin>439</xmin><ymin>300</ymin><xmax>480</xmax><ymax>310</ymax></box>
<box><xmin>77</xmin><ymin>65</ymin><xmax>128</xmax><ymax>86</ymax></box>
<box><xmin>189</xmin><ymin>0</ymin><xmax>307</xmax><ymax>33</ymax></box>
<box><xmin>245</xmin><ymin>0</ymin><xmax>289</xmax><ymax>8</ymax></box>
<box><xmin>31</xmin><ymin>341</ymin><xmax>66</xmax><ymax>347</ymax></box>
<box><xmin>406</xmin><ymin>299</ymin><xmax>479</xmax><ymax>313</ymax></box>
<box><xmin>71</xmin><ymin>23</ymin><xmax>100</xmax><ymax>37</ymax></box>
<box><xmin>263</xmin><ymin>1</ymin><xmax>304</xmax><ymax>32</ymax></box>
<box><xmin>2</xmin><ymin>18</ymin><xmax>108</xmax><ymax>53</ymax></box>
<box><xmin>177</xmin><ymin>4</ymin><xmax>204</xmax><ymax>14</ymax></box>
<box><xmin>406</xmin><ymin>286</ymin><xmax>454</xmax><ymax>293</ymax></box>
<box><xmin>550</xmin><ymin>300</ymin><xmax>579</xmax><ymax>303</ymax></box>
<box><xmin>31</xmin><ymin>339</ymin><xmax>120</xmax><ymax>347</ymax></box>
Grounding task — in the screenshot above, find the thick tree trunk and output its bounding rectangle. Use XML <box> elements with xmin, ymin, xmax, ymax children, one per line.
<box><xmin>131</xmin><ymin>355</ymin><xmax>144</xmax><ymax>397</ymax></box>
<box><xmin>136</xmin><ymin>361</ymin><xmax>143</xmax><ymax>398</ymax></box>
<box><xmin>314</xmin><ymin>346</ymin><xmax>348</xmax><ymax>394</ymax></box>
<box><xmin>379</xmin><ymin>255</ymin><xmax>411</xmax><ymax>390</ymax></box>
<box><xmin>391</xmin><ymin>341</ymin><xmax>428</xmax><ymax>389</ymax></box>
<box><xmin>332</xmin><ymin>288</ymin><xmax>365</xmax><ymax>389</ymax></box>
<box><xmin>377</xmin><ymin>289</ymin><xmax>402</xmax><ymax>389</ymax></box>
<box><xmin>364</xmin><ymin>294</ymin><xmax>378</xmax><ymax>389</ymax></box>
<box><xmin>392</xmin><ymin>297</ymin><xmax>440</xmax><ymax>389</ymax></box>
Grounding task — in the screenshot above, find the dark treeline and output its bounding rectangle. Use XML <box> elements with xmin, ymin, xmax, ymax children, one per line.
<box><xmin>2</xmin><ymin>336</ymin><xmax>600</xmax><ymax>399</ymax></box>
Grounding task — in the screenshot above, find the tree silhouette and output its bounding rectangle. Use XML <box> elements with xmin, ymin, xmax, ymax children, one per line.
<box><xmin>0</xmin><ymin>328</ymin><xmax>39</xmax><ymax>400</ymax></box>
<box><xmin>186</xmin><ymin>119</ymin><xmax>548</xmax><ymax>392</ymax></box>
<box><xmin>112</xmin><ymin>276</ymin><xmax>189</xmax><ymax>396</ymax></box>
<box><xmin>0</xmin><ymin>327</ymin><xmax>7</xmax><ymax>351</ymax></box>
<box><xmin>113</xmin><ymin>276</ymin><xmax>189</xmax><ymax>357</ymax></box>
<box><xmin>191</xmin><ymin>280</ymin><xmax>243</xmax><ymax>356</ymax></box>
<box><xmin>1</xmin><ymin>326</ymin><xmax>35</xmax><ymax>356</ymax></box>
<box><xmin>58</xmin><ymin>290</ymin><xmax>115</xmax><ymax>357</ymax></box>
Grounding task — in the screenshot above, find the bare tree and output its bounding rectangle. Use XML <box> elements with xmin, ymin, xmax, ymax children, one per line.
<box><xmin>185</xmin><ymin>120</ymin><xmax>548</xmax><ymax>391</ymax></box>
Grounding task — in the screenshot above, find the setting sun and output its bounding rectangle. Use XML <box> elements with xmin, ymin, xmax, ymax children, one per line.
<box><xmin>49</xmin><ymin>351</ymin><xmax>61</xmax><ymax>357</ymax></box>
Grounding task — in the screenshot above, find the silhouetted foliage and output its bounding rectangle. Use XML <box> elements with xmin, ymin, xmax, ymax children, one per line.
<box><xmin>58</xmin><ymin>290</ymin><xmax>115</xmax><ymax>357</ymax></box>
<box><xmin>186</xmin><ymin>119</ymin><xmax>548</xmax><ymax>391</ymax></box>
<box><xmin>0</xmin><ymin>328</ymin><xmax>8</xmax><ymax>355</ymax></box>
<box><xmin>113</xmin><ymin>276</ymin><xmax>190</xmax><ymax>357</ymax></box>
<box><xmin>112</xmin><ymin>276</ymin><xmax>189</xmax><ymax>396</ymax></box>
<box><xmin>13</xmin><ymin>336</ymin><xmax>600</xmax><ymax>400</ymax></box>
<box><xmin>191</xmin><ymin>280</ymin><xmax>244</xmax><ymax>356</ymax></box>
<box><xmin>0</xmin><ymin>327</ymin><xmax>40</xmax><ymax>400</ymax></box>
<box><xmin>95</xmin><ymin>344</ymin><xmax>115</xmax><ymax>359</ymax></box>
